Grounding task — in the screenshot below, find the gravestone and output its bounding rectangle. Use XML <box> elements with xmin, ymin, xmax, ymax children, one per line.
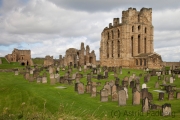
<box><xmin>123</xmin><ymin>76</ymin><xmax>129</xmax><ymax>81</ymax></box>
<box><xmin>72</xmin><ymin>73</ymin><xmax>76</xmax><ymax>80</ymax></box>
<box><xmin>128</xmin><ymin>76</ymin><xmax>133</xmax><ymax>86</ymax></box>
<box><xmin>165</xmin><ymin>76</ymin><xmax>169</xmax><ymax>82</ymax></box>
<box><xmin>159</xmin><ymin>92</ymin><xmax>164</xmax><ymax>100</ymax></box>
<box><xmin>105</xmin><ymin>71</ymin><xmax>108</xmax><ymax>78</ymax></box>
<box><xmin>155</xmin><ymin>82</ymin><xmax>159</xmax><ymax>88</ymax></box>
<box><xmin>122</xmin><ymin>80</ymin><xmax>128</xmax><ymax>87</ymax></box>
<box><xmin>142</xmin><ymin>97</ymin><xmax>150</xmax><ymax>112</ymax></box>
<box><xmin>109</xmin><ymin>80</ymin><xmax>115</xmax><ymax>87</ymax></box>
<box><xmin>141</xmin><ymin>88</ymin><xmax>148</xmax><ymax>99</ymax></box>
<box><xmin>25</xmin><ymin>72</ymin><xmax>30</xmax><ymax>80</ymax></box>
<box><xmin>162</xmin><ymin>103</ymin><xmax>171</xmax><ymax>116</ymax></box>
<box><xmin>168</xmin><ymin>91</ymin><xmax>174</xmax><ymax>100</ymax></box>
<box><xmin>148</xmin><ymin>92</ymin><xmax>153</xmax><ymax>101</ymax></box>
<box><xmin>42</xmin><ymin>77</ymin><xmax>47</xmax><ymax>83</ymax></box>
<box><xmin>37</xmin><ymin>77</ymin><xmax>42</xmax><ymax>83</ymax></box>
<box><xmin>133</xmin><ymin>90</ymin><xmax>140</xmax><ymax>105</ymax></box>
<box><xmin>50</xmin><ymin>78</ymin><xmax>56</xmax><ymax>85</ymax></box>
<box><xmin>75</xmin><ymin>77</ymin><xmax>80</xmax><ymax>83</ymax></box>
<box><xmin>15</xmin><ymin>71</ymin><xmax>18</xmax><ymax>75</ymax></box>
<box><xmin>77</xmin><ymin>83</ymin><xmax>84</xmax><ymax>94</ymax></box>
<box><xmin>115</xmin><ymin>78</ymin><xmax>120</xmax><ymax>86</ymax></box>
<box><xmin>135</xmin><ymin>83</ymin><xmax>140</xmax><ymax>91</ymax></box>
<box><xmin>132</xmin><ymin>73</ymin><xmax>136</xmax><ymax>78</ymax></box>
<box><xmin>91</xmin><ymin>86</ymin><xmax>96</xmax><ymax>97</ymax></box>
<box><xmin>142</xmin><ymin>83</ymin><xmax>147</xmax><ymax>89</ymax></box>
<box><xmin>104</xmin><ymin>83</ymin><xmax>111</xmax><ymax>95</ymax></box>
<box><xmin>100</xmin><ymin>88</ymin><xmax>108</xmax><ymax>102</ymax></box>
<box><xmin>49</xmin><ymin>67</ymin><xmax>53</xmax><ymax>74</ymax></box>
<box><xmin>162</xmin><ymin>80</ymin><xmax>166</xmax><ymax>85</ymax></box>
<box><xmin>169</xmin><ymin>77</ymin><xmax>173</xmax><ymax>83</ymax></box>
<box><xmin>30</xmin><ymin>70</ymin><xmax>33</xmax><ymax>75</ymax></box>
<box><xmin>87</xmin><ymin>74</ymin><xmax>91</xmax><ymax>82</ymax></box>
<box><xmin>144</xmin><ymin>76</ymin><xmax>148</xmax><ymax>83</ymax></box>
<box><xmin>111</xmin><ymin>85</ymin><xmax>118</xmax><ymax>101</ymax></box>
<box><xmin>124</xmin><ymin>87</ymin><xmax>128</xmax><ymax>99</ymax></box>
<box><xmin>130</xmin><ymin>81</ymin><xmax>135</xmax><ymax>88</ymax></box>
<box><xmin>169</xmin><ymin>70</ymin><xmax>171</xmax><ymax>75</ymax></box>
<box><xmin>176</xmin><ymin>92</ymin><xmax>180</xmax><ymax>99</ymax></box>
<box><xmin>86</xmin><ymin>84</ymin><xmax>91</xmax><ymax>93</ymax></box>
<box><xmin>93</xmin><ymin>68</ymin><xmax>97</xmax><ymax>74</ymax></box>
<box><xmin>118</xmin><ymin>90</ymin><xmax>126</xmax><ymax>106</ymax></box>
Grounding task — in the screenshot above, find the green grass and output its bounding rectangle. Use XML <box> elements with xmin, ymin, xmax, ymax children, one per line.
<box><xmin>32</xmin><ymin>58</ymin><xmax>44</xmax><ymax>65</ymax></box>
<box><xmin>0</xmin><ymin>67</ymin><xmax>180</xmax><ymax>120</ymax></box>
<box><xmin>0</xmin><ymin>58</ymin><xmax>25</xmax><ymax>69</ymax></box>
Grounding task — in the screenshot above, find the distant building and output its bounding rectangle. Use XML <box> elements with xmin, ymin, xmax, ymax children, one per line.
<box><xmin>44</xmin><ymin>55</ymin><xmax>54</xmax><ymax>66</ymax></box>
<box><xmin>100</xmin><ymin>7</ymin><xmax>163</xmax><ymax>69</ymax></box>
<box><xmin>60</xmin><ymin>42</ymin><xmax>96</xmax><ymax>67</ymax></box>
<box><xmin>5</xmin><ymin>48</ymin><xmax>33</xmax><ymax>66</ymax></box>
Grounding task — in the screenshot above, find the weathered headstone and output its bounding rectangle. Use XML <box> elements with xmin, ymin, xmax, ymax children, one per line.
<box><xmin>169</xmin><ymin>70</ymin><xmax>171</xmax><ymax>75</ymax></box>
<box><xmin>130</xmin><ymin>81</ymin><xmax>135</xmax><ymax>88</ymax></box>
<box><xmin>91</xmin><ymin>86</ymin><xmax>96</xmax><ymax>97</ymax></box>
<box><xmin>77</xmin><ymin>82</ymin><xmax>84</xmax><ymax>94</ymax></box>
<box><xmin>100</xmin><ymin>88</ymin><xmax>108</xmax><ymax>102</ymax></box>
<box><xmin>159</xmin><ymin>92</ymin><xmax>164</xmax><ymax>100</ymax></box>
<box><xmin>41</xmin><ymin>76</ymin><xmax>47</xmax><ymax>83</ymax></box>
<box><xmin>142</xmin><ymin>97</ymin><xmax>150</xmax><ymax>112</ymax></box>
<box><xmin>25</xmin><ymin>72</ymin><xmax>30</xmax><ymax>80</ymax></box>
<box><xmin>124</xmin><ymin>87</ymin><xmax>128</xmax><ymax>99</ymax></box>
<box><xmin>86</xmin><ymin>84</ymin><xmax>91</xmax><ymax>93</ymax></box>
<box><xmin>37</xmin><ymin>77</ymin><xmax>42</xmax><ymax>83</ymax></box>
<box><xmin>162</xmin><ymin>103</ymin><xmax>171</xmax><ymax>116</ymax></box>
<box><xmin>133</xmin><ymin>90</ymin><xmax>140</xmax><ymax>105</ymax></box>
<box><xmin>50</xmin><ymin>78</ymin><xmax>56</xmax><ymax>85</ymax></box>
<box><xmin>141</xmin><ymin>88</ymin><xmax>148</xmax><ymax>99</ymax></box>
<box><xmin>168</xmin><ymin>91</ymin><xmax>174</xmax><ymax>100</ymax></box>
<box><xmin>176</xmin><ymin>92</ymin><xmax>180</xmax><ymax>99</ymax></box>
<box><xmin>104</xmin><ymin>83</ymin><xmax>111</xmax><ymax>95</ymax></box>
<box><xmin>155</xmin><ymin>81</ymin><xmax>159</xmax><ymax>88</ymax></box>
<box><xmin>87</xmin><ymin>74</ymin><xmax>91</xmax><ymax>82</ymax></box>
<box><xmin>30</xmin><ymin>69</ymin><xmax>33</xmax><ymax>75</ymax></box>
<box><xmin>169</xmin><ymin>77</ymin><xmax>173</xmax><ymax>83</ymax></box>
<box><xmin>135</xmin><ymin>83</ymin><xmax>140</xmax><ymax>91</ymax></box>
<box><xmin>111</xmin><ymin>85</ymin><xmax>118</xmax><ymax>101</ymax></box>
<box><xmin>118</xmin><ymin>90</ymin><xmax>126</xmax><ymax>106</ymax></box>
<box><xmin>15</xmin><ymin>71</ymin><xmax>18</xmax><ymax>75</ymax></box>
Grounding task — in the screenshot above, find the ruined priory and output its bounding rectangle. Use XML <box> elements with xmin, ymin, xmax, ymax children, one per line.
<box><xmin>100</xmin><ymin>7</ymin><xmax>162</xmax><ymax>69</ymax></box>
<box><xmin>5</xmin><ymin>7</ymin><xmax>164</xmax><ymax>69</ymax></box>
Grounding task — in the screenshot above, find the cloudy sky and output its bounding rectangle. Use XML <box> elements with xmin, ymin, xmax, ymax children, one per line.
<box><xmin>0</xmin><ymin>0</ymin><xmax>180</xmax><ymax>61</ymax></box>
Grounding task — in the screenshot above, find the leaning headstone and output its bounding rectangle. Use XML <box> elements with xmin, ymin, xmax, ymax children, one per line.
<box><xmin>162</xmin><ymin>103</ymin><xmax>171</xmax><ymax>116</ymax></box>
<box><xmin>141</xmin><ymin>88</ymin><xmax>148</xmax><ymax>99</ymax></box>
<box><xmin>133</xmin><ymin>90</ymin><xmax>140</xmax><ymax>105</ymax></box>
<box><xmin>142</xmin><ymin>97</ymin><xmax>150</xmax><ymax>112</ymax></box>
<box><xmin>159</xmin><ymin>92</ymin><xmax>164</xmax><ymax>100</ymax></box>
<box><xmin>77</xmin><ymin>82</ymin><xmax>84</xmax><ymax>94</ymax></box>
<box><xmin>91</xmin><ymin>86</ymin><xmax>96</xmax><ymax>97</ymax></box>
<box><xmin>100</xmin><ymin>88</ymin><xmax>108</xmax><ymax>102</ymax></box>
<box><xmin>118</xmin><ymin>90</ymin><xmax>126</xmax><ymax>106</ymax></box>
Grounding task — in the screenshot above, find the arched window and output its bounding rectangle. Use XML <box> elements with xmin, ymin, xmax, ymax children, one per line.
<box><xmin>132</xmin><ymin>26</ymin><xmax>134</xmax><ymax>32</ymax></box>
<box><xmin>111</xmin><ymin>30</ymin><xmax>114</xmax><ymax>39</ymax></box>
<box><xmin>138</xmin><ymin>35</ymin><xmax>140</xmax><ymax>53</ymax></box>
<box><xmin>112</xmin><ymin>41</ymin><xmax>113</xmax><ymax>57</ymax></box>
<box><xmin>118</xmin><ymin>29</ymin><xmax>120</xmax><ymax>38</ymax></box>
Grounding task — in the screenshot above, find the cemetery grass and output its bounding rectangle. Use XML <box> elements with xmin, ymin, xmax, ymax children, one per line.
<box><xmin>0</xmin><ymin>58</ymin><xmax>24</xmax><ymax>69</ymax></box>
<box><xmin>0</xmin><ymin>69</ymin><xmax>180</xmax><ymax>120</ymax></box>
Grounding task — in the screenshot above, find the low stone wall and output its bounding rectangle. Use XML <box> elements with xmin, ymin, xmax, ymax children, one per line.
<box><xmin>162</xmin><ymin>62</ymin><xmax>180</xmax><ymax>69</ymax></box>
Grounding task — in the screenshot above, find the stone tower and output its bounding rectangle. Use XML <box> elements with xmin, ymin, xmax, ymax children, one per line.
<box><xmin>100</xmin><ymin>8</ymin><xmax>162</xmax><ymax>69</ymax></box>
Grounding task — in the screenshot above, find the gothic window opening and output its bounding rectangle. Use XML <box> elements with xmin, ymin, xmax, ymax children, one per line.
<box><xmin>144</xmin><ymin>37</ymin><xmax>146</xmax><ymax>53</ymax></box>
<box><xmin>107</xmin><ymin>42</ymin><xmax>109</xmax><ymax>58</ymax></box>
<box><xmin>118</xmin><ymin>29</ymin><xmax>120</xmax><ymax>38</ymax></box>
<box><xmin>132</xmin><ymin>26</ymin><xmax>134</xmax><ymax>32</ymax></box>
<box><xmin>118</xmin><ymin>40</ymin><xmax>120</xmax><ymax>58</ymax></box>
<box><xmin>131</xmin><ymin>36</ymin><xmax>134</xmax><ymax>57</ymax></box>
<box><xmin>108</xmin><ymin>32</ymin><xmax>110</xmax><ymax>40</ymax></box>
<box><xmin>111</xmin><ymin>30</ymin><xmax>114</xmax><ymax>39</ymax></box>
<box><xmin>138</xmin><ymin>35</ymin><xmax>140</xmax><ymax>53</ymax></box>
<box><xmin>144</xmin><ymin>59</ymin><xmax>146</xmax><ymax>66</ymax></box>
<box><xmin>112</xmin><ymin>41</ymin><xmax>113</xmax><ymax>57</ymax></box>
<box><xmin>138</xmin><ymin>25</ymin><xmax>141</xmax><ymax>31</ymax></box>
<box><xmin>145</xmin><ymin>27</ymin><xmax>147</xmax><ymax>33</ymax></box>
<box><xmin>140</xmin><ymin>59</ymin><xmax>142</xmax><ymax>66</ymax></box>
